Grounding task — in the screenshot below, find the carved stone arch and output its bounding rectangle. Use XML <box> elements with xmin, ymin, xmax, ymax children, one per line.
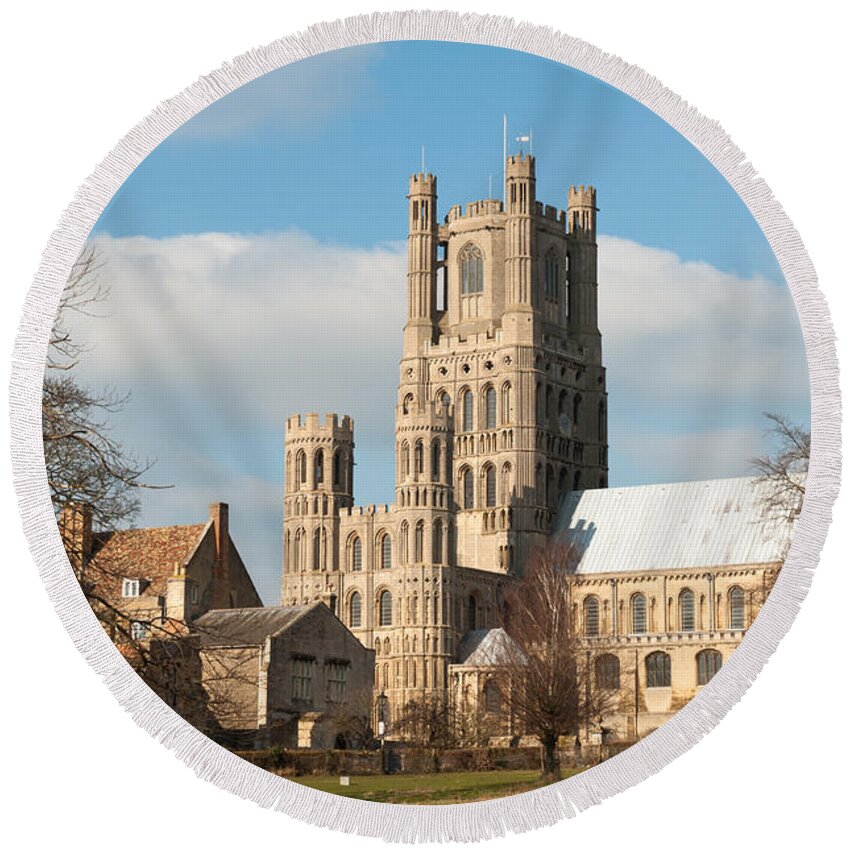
<box><xmin>458</xmin><ymin>241</ymin><xmax>485</xmax><ymax>295</ymax></box>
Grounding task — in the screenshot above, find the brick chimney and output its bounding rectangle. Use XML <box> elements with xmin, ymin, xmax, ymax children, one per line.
<box><xmin>58</xmin><ymin>502</ymin><xmax>93</xmax><ymax>575</ymax></box>
<box><xmin>209</xmin><ymin>502</ymin><xmax>231</xmax><ymax>608</ymax></box>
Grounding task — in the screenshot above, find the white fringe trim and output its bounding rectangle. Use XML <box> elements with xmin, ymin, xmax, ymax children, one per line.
<box><xmin>8</xmin><ymin>10</ymin><xmax>840</xmax><ymax>843</ymax></box>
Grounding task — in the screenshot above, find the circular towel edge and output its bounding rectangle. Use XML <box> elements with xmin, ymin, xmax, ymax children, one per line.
<box><xmin>8</xmin><ymin>9</ymin><xmax>842</xmax><ymax>843</ymax></box>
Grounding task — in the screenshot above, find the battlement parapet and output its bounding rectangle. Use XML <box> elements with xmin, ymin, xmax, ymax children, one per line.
<box><xmin>285</xmin><ymin>412</ymin><xmax>354</xmax><ymax>440</ymax></box>
<box><xmin>409</xmin><ymin>172</ymin><xmax>437</xmax><ymax>194</ymax></box>
<box><xmin>506</xmin><ymin>153</ymin><xmax>535</xmax><ymax>175</ymax></box>
<box><xmin>568</xmin><ymin>185</ymin><xmax>597</xmax><ymax>207</ymax></box>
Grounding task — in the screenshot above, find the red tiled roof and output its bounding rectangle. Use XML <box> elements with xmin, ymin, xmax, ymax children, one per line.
<box><xmin>87</xmin><ymin>523</ymin><xmax>207</xmax><ymax>598</ymax></box>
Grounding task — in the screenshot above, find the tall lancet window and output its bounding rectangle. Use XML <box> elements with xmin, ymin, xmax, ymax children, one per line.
<box><xmin>544</xmin><ymin>249</ymin><xmax>559</xmax><ymax>300</ymax></box>
<box><xmin>460</xmin><ymin>243</ymin><xmax>484</xmax><ymax>294</ymax></box>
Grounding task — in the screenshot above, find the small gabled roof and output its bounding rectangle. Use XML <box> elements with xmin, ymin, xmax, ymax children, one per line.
<box><xmin>456</xmin><ymin>628</ymin><xmax>520</xmax><ymax>667</ymax></box>
<box><xmin>88</xmin><ymin>523</ymin><xmax>207</xmax><ymax>596</ymax></box>
<box><xmin>552</xmin><ymin>475</ymin><xmax>796</xmax><ymax>575</ymax></box>
<box><xmin>194</xmin><ymin>605</ymin><xmax>310</xmax><ymax>648</ymax></box>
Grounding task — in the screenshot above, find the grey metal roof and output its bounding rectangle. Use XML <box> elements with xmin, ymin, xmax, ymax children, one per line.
<box><xmin>455</xmin><ymin>628</ymin><xmax>521</xmax><ymax>667</ymax></box>
<box><xmin>195</xmin><ymin>605</ymin><xmax>309</xmax><ymax>647</ymax></box>
<box><xmin>552</xmin><ymin>476</ymin><xmax>795</xmax><ymax>575</ymax></box>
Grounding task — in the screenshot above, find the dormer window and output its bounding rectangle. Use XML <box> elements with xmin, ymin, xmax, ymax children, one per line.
<box><xmin>122</xmin><ymin>578</ymin><xmax>141</xmax><ymax>598</ymax></box>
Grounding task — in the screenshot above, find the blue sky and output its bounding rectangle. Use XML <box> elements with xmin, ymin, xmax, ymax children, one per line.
<box><xmin>73</xmin><ymin>41</ymin><xmax>808</xmax><ymax>603</ymax></box>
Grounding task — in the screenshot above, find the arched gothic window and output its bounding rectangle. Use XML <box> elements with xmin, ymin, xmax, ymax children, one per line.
<box><xmin>431</xmin><ymin>440</ymin><xmax>441</xmax><ymax>481</ymax></box>
<box><xmin>646</xmin><ymin>651</ymin><xmax>672</xmax><ymax>687</ymax></box>
<box><xmin>544</xmin><ymin>249</ymin><xmax>560</xmax><ymax>299</ymax></box>
<box><xmin>501</xmin><ymin>382</ymin><xmax>513</xmax><ymax>424</ymax></box>
<box><xmin>432</xmin><ymin>520</ymin><xmax>443</xmax><ymax>564</ymax></box>
<box><xmin>414</xmin><ymin>520</ymin><xmax>424</xmax><ymax>562</ymax></box>
<box><xmin>468</xmin><ymin>595</ymin><xmax>478</xmax><ymax>630</ymax></box>
<box><xmin>680</xmin><ymin>589</ymin><xmax>695</xmax><ymax>632</ymax></box>
<box><xmin>631</xmin><ymin>593</ymin><xmax>647</xmax><ymax>634</ymax></box>
<box><xmin>297</xmin><ymin>450</ymin><xmax>307</xmax><ymax>487</ymax></box>
<box><xmin>349</xmin><ymin>592</ymin><xmax>362</xmax><ymax>629</ymax></box>
<box><xmin>314</xmin><ymin>449</ymin><xmax>324</xmax><ymax>486</ymax></box>
<box><xmin>595</xmin><ymin>654</ymin><xmax>620</xmax><ymax>690</ymax></box>
<box><xmin>379</xmin><ymin>591</ymin><xmax>393</xmax><ymax>627</ymax></box>
<box><xmin>697</xmin><ymin>649</ymin><xmax>723</xmax><ymax>685</ymax></box>
<box><xmin>573</xmin><ymin>393</ymin><xmax>582</xmax><ymax>427</ymax></box>
<box><xmin>401</xmin><ymin>442</ymin><xmax>410</xmax><ymax>477</ymax></box>
<box><xmin>462</xmin><ymin>467</ymin><xmax>474</xmax><ymax>510</ymax></box>
<box><xmin>484</xmin><ymin>464</ymin><xmax>496</xmax><ymax>507</ymax></box>
<box><xmin>333</xmin><ymin>451</ymin><xmax>342</xmax><ymax>487</ymax></box>
<box><xmin>414</xmin><ymin>440</ymin><xmax>424</xmax><ymax>475</ymax></box>
<box><xmin>584</xmin><ymin>596</ymin><xmax>600</xmax><ymax>637</ymax></box>
<box><xmin>484</xmin><ymin>385</ymin><xmax>496</xmax><ymax>429</ymax></box>
<box><xmin>351</xmin><ymin>536</ymin><xmax>362</xmax><ymax>571</ymax></box>
<box><xmin>484</xmin><ymin>680</ymin><xmax>501</xmax><ymax>713</ymax></box>
<box><xmin>399</xmin><ymin>521</ymin><xmax>409</xmax><ymax>564</ymax></box>
<box><xmin>460</xmin><ymin>243</ymin><xmax>484</xmax><ymax>294</ymax></box>
<box><xmin>379</xmin><ymin>533</ymin><xmax>392</xmax><ymax>569</ymax></box>
<box><xmin>728</xmin><ymin>586</ymin><xmax>745</xmax><ymax>630</ymax></box>
<box><xmin>462</xmin><ymin>389</ymin><xmax>474</xmax><ymax>432</ymax></box>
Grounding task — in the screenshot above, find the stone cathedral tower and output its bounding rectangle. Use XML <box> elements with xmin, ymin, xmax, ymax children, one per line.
<box><xmin>281</xmin><ymin>153</ymin><xmax>607</xmax><ymax>718</ymax></box>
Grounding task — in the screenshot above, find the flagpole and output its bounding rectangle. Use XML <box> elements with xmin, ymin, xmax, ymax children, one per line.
<box><xmin>503</xmin><ymin>114</ymin><xmax>507</xmax><ymax>205</ymax></box>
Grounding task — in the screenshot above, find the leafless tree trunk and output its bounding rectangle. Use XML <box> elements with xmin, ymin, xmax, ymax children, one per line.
<box><xmin>498</xmin><ymin>540</ymin><xmax>611</xmax><ymax>781</ymax></box>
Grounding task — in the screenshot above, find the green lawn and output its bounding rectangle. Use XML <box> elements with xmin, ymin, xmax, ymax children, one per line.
<box><xmin>287</xmin><ymin>768</ymin><xmax>585</xmax><ymax>804</ymax></box>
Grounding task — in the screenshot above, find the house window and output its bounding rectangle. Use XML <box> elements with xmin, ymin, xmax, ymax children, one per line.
<box><xmin>190</xmin><ymin>583</ymin><xmax>199</xmax><ymax>605</ymax></box>
<box><xmin>697</xmin><ymin>649</ymin><xmax>723</xmax><ymax>685</ymax></box>
<box><xmin>595</xmin><ymin>654</ymin><xmax>620</xmax><ymax>690</ymax></box>
<box><xmin>326</xmin><ymin>662</ymin><xmax>347</xmax><ymax>704</ymax></box>
<box><xmin>129</xmin><ymin>620</ymin><xmax>148</xmax><ymax>641</ymax></box>
<box><xmin>291</xmin><ymin>657</ymin><xmax>314</xmax><ymax>702</ymax></box>
<box><xmin>584</xmin><ymin>596</ymin><xmax>600</xmax><ymax>637</ymax></box>
<box><xmin>729</xmin><ymin>586</ymin><xmax>746</xmax><ymax>629</ymax></box>
<box><xmin>484</xmin><ymin>386</ymin><xmax>496</xmax><ymax>429</ymax></box>
<box><xmin>460</xmin><ymin>243</ymin><xmax>484</xmax><ymax>294</ymax></box>
<box><xmin>349</xmin><ymin>592</ymin><xmax>362</xmax><ymax>628</ymax></box>
<box><xmin>122</xmin><ymin>578</ymin><xmax>140</xmax><ymax>598</ymax></box>
<box><xmin>680</xmin><ymin>589</ymin><xmax>695</xmax><ymax>632</ymax></box>
<box><xmin>646</xmin><ymin>651</ymin><xmax>672</xmax><ymax>688</ymax></box>
<box><xmin>631</xmin><ymin>593</ymin><xmax>647</xmax><ymax>634</ymax></box>
<box><xmin>379</xmin><ymin>591</ymin><xmax>393</xmax><ymax>627</ymax></box>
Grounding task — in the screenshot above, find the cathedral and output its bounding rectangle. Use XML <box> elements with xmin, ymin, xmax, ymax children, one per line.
<box><xmin>280</xmin><ymin>153</ymin><xmax>609</xmax><ymax>720</ymax></box>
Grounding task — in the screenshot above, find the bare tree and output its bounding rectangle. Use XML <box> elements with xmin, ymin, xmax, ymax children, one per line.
<box><xmin>499</xmin><ymin>540</ymin><xmax>617</xmax><ymax>780</ymax></box>
<box><xmin>751</xmin><ymin>412</ymin><xmax>809</xmax><ymax>522</ymax></box>
<box><xmin>395</xmin><ymin>692</ymin><xmax>457</xmax><ymax>748</ymax></box>
<box><xmin>44</xmin><ymin>246</ymin><xmax>167</xmax><ymax>529</ymax></box>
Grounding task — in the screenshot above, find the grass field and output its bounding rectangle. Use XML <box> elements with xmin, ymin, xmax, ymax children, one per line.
<box><xmin>287</xmin><ymin>768</ymin><xmax>585</xmax><ymax>804</ymax></box>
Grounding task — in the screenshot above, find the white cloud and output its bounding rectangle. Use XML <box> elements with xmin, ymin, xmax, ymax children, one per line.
<box><xmin>67</xmin><ymin>231</ymin><xmax>809</xmax><ymax>599</ymax></box>
<box><xmin>173</xmin><ymin>46</ymin><xmax>384</xmax><ymax>140</ymax></box>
